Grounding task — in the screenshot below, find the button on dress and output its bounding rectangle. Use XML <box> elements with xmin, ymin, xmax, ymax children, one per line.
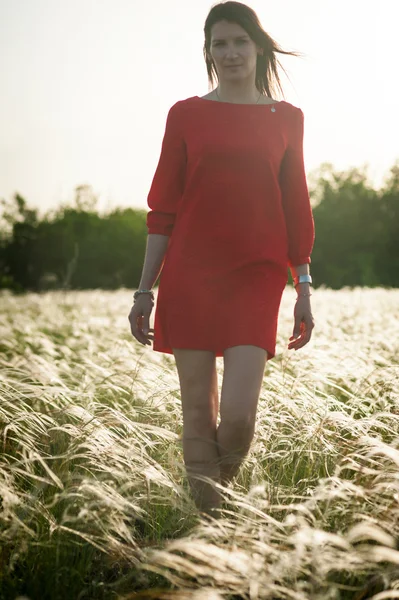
<box><xmin>146</xmin><ymin>96</ymin><xmax>315</xmax><ymax>360</ymax></box>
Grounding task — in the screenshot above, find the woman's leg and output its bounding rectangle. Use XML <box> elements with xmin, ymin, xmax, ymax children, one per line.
<box><xmin>172</xmin><ymin>348</ymin><xmax>220</xmax><ymax>517</ymax></box>
<box><xmin>216</xmin><ymin>345</ymin><xmax>267</xmax><ymax>486</ymax></box>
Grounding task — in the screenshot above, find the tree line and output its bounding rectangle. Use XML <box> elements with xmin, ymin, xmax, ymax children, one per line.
<box><xmin>1</xmin><ymin>161</ymin><xmax>398</xmax><ymax>293</ymax></box>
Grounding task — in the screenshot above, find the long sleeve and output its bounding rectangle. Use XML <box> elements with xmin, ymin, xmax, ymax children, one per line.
<box><xmin>146</xmin><ymin>102</ymin><xmax>187</xmax><ymax>236</ymax></box>
<box><xmin>278</xmin><ymin>107</ymin><xmax>315</xmax><ymax>267</ymax></box>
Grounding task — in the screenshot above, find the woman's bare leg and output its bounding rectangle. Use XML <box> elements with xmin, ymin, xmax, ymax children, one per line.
<box><xmin>173</xmin><ymin>348</ymin><xmax>221</xmax><ymax>517</ymax></box>
<box><xmin>216</xmin><ymin>345</ymin><xmax>267</xmax><ymax>486</ymax></box>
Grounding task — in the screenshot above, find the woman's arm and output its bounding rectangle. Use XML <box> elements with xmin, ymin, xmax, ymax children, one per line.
<box><xmin>278</xmin><ymin>107</ymin><xmax>315</xmax><ymax>270</ymax></box>
<box><xmin>146</xmin><ymin>101</ymin><xmax>187</xmax><ymax>237</ymax></box>
<box><xmin>290</xmin><ymin>262</ymin><xmax>311</xmax><ymax>295</ymax></box>
<box><xmin>136</xmin><ymin>101</ymin><xmax>186</xmax><ymax>293</ymax></box>
<box><xmin>138</xmin><ymin>233</ymin><xmax>170</xmax><ymax>290</ymax></box>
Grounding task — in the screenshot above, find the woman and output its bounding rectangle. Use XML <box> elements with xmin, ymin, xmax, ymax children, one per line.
<box><xmin>128</xmin><ymin>1</ymin><xmax>315</xmax><ymax>520</ymax></box>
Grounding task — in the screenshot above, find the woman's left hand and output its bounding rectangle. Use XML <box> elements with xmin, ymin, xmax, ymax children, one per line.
<box><xmin>288</xmin><ymin>295</ymin><xmax>315</xmax><ymax>351</ymax></box>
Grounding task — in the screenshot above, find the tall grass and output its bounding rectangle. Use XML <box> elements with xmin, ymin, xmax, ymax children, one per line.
<box><xmin>0</xmin><ymin>287</ymin><xmax>398</xmax><ymax>600</ymax></box>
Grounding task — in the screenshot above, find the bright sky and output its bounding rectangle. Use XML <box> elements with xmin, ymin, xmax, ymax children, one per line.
<box><xmin>0</xmin><ymin>0</ymin><xmax>397</xmax><ymax>217</ymax></box>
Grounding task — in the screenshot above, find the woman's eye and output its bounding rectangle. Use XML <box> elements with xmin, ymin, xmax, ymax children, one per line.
<box><xmin>213</xmin><ymin>40</ymin><xmax>248</xmax><ymax>46</ymax></box>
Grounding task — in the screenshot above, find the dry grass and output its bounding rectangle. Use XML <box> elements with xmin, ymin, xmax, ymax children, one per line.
<box><xmin>0</xmin><ymin>286</ymin><xmax>398</xmax><ymax>600</ymax></box>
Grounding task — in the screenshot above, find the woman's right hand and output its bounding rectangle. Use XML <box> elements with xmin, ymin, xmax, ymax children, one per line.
<box><xmin>128</xmin><ymin>294</ymin><xmax>155</xmax><ymax>347</ymax></box>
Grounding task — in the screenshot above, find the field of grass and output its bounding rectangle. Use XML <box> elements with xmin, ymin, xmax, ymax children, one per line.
<box><xmin>0</xmin><ymin>286</ymin><xmax>399</xmax><ymax>600</ymax></box>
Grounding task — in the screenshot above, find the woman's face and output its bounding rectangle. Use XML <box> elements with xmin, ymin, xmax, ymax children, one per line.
<box><xmin>208</xmin><ymin>20</ymin><xmax>261</xmax><ymax>83</ymax></box>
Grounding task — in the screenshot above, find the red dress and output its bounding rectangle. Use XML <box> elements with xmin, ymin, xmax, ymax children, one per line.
<box><xmin>146</xmin><ymin>96</ymin><xmax>315</xmax><ymax>360</ymax></box>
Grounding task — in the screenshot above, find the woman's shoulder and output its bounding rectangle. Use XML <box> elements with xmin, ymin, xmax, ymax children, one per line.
<box><xmin>176</xmin><ymin>95</ymin><xmax>301</xmax><ymax>111</ymax></box>
<box><xmin>166</xmin><ymin>96</ymin><xmax>303</xmax><ymax>131</ymax></box>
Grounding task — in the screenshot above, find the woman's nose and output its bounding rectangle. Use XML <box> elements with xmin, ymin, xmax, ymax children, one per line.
<box><xmin>224</xmin><ymin>48</ymin><xmax>240</xmax><ymax>58</ymax></box>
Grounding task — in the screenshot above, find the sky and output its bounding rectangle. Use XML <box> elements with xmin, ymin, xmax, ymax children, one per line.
<box><xmin>0</xmin><ymin>0</ymin><xmax>398</xmax><ymax>218</ymax></box>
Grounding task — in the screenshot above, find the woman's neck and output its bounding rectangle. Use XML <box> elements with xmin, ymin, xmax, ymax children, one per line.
<box><xmin>215</xmin><ymin>84</ymin><xmax>261</xmax><ymax>104</ymax></box>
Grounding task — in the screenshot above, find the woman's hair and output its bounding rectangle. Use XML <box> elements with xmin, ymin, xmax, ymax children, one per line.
<box><xmin>203</xmin><ymin>1</ymin><xmax>305</xmax><ymax>98</ymax></box>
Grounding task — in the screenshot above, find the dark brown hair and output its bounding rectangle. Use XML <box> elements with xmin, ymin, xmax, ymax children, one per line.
<box><xmin>203</xmin><ymin>1</ymin><xmax>305</xmax><ymax>99</ymax></box>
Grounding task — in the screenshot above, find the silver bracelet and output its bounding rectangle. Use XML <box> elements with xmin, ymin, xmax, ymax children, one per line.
<box><xmin>294</xmin><ymin>274</ymin><xmax>312</xmax><ymax>287</ymax></box>
<box><xmin>133</xmin><ymin>289</ymin><xmax>154</xmax><ymax>302</ymax></box>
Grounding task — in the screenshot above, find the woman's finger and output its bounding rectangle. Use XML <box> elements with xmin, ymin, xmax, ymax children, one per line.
<box><xmin>137</xmin><ymin>316</ymin><xmax>155</xmax><ymax>346</ymax></box>
<box><xmin>288</xmin><ymin>321</ymin><xmax>304</xmax><ymax>346</ymax></box>
<box><xmin>289</xmin><ymin>320</ymin><xmax>313</xmax><ymax>350</ymax></box>
<box><xmin>128</xmin><ymin>312</ymin><xmax>149</xmax><ymax>346</ymax></box>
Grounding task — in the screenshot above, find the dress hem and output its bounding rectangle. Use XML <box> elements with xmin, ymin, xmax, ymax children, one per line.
<box><xmin>152</xmin><ymin>343</ymin><xmax>274</xmax><ymax>361</ymax></box>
